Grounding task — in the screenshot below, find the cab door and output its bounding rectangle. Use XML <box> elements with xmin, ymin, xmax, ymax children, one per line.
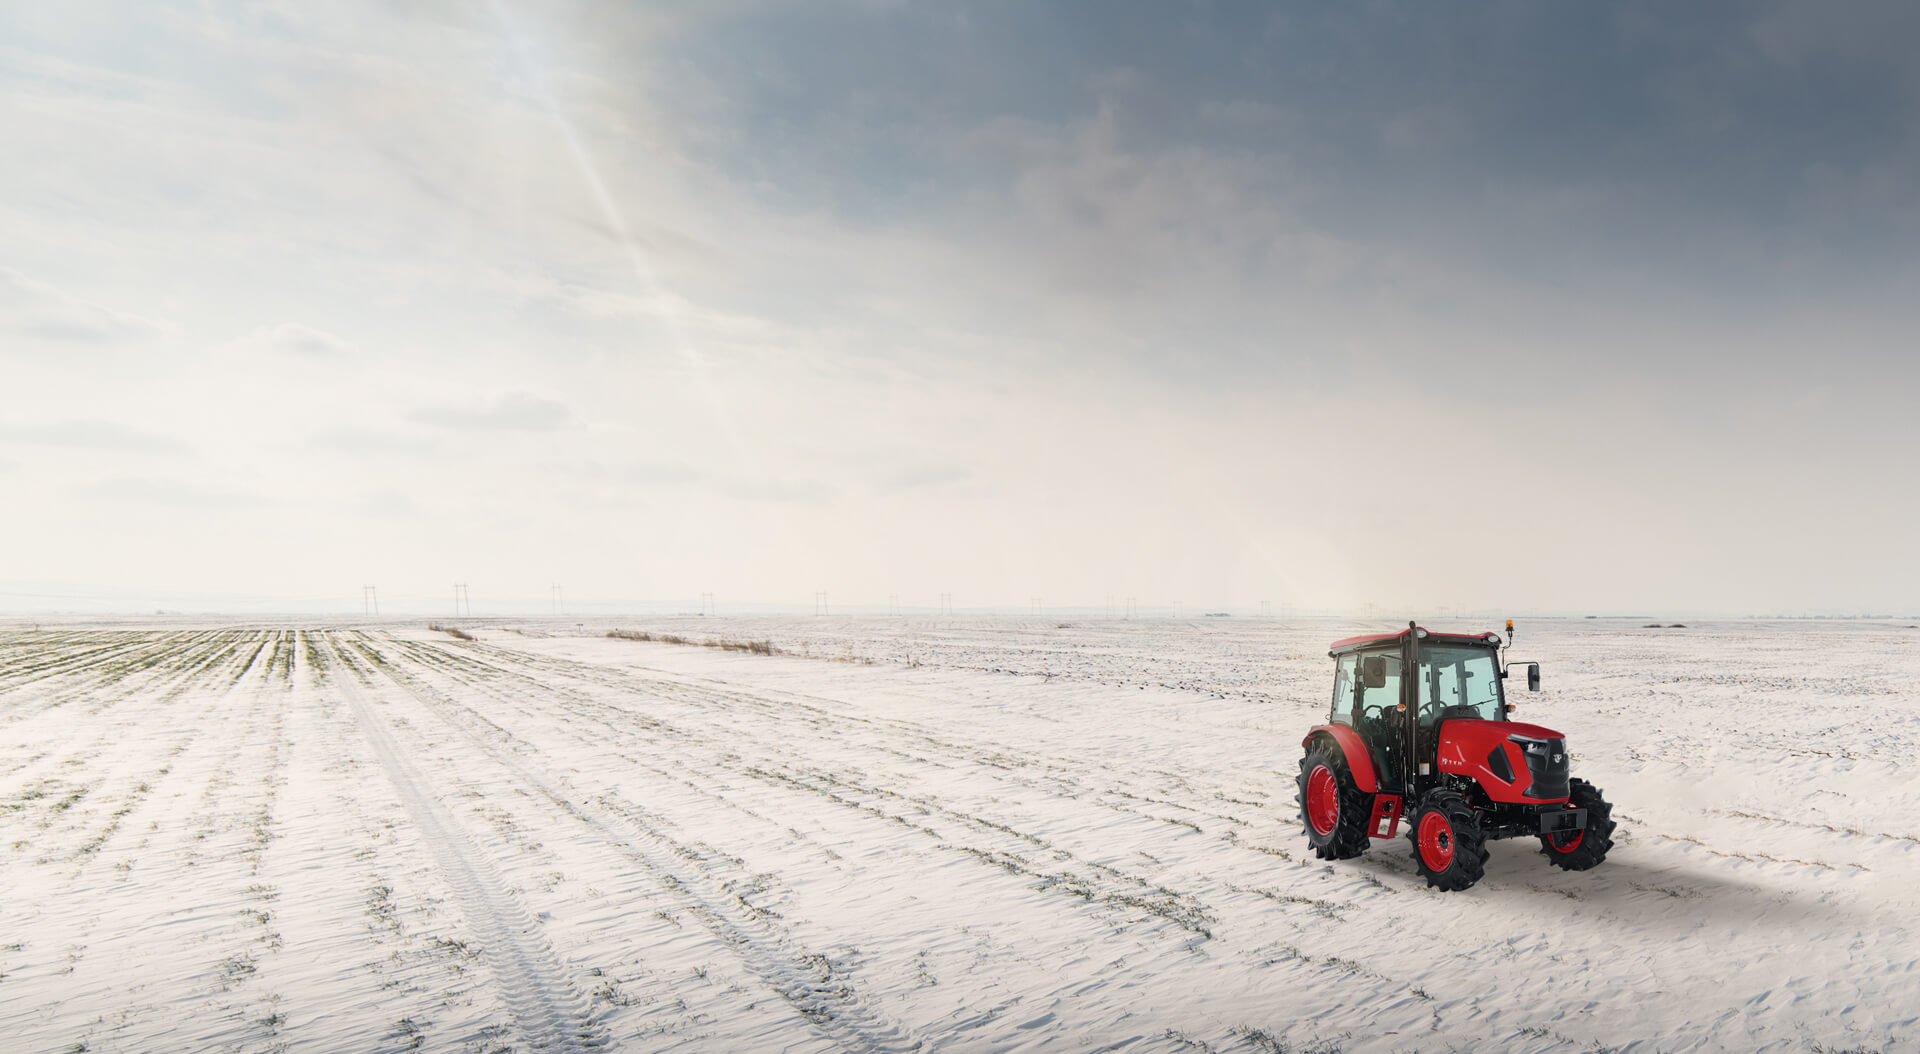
<box><xmin>1353</xmin><ymin>646</ymin><xmax>1404</xmax><ymax>789</ymax></box>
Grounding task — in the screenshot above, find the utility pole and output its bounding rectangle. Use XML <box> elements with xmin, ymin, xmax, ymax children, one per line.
<box><xmin>888</xmin><ymin>593</ymin><xmax>899</xmax><ymax>617</ymax></box>
<box><xmin>362</xmin><ymin>585</ymin><xmax>378</xmax><ymax>616</ymax></box>
<box><xmin>814</xmin><ymin>591</ymin><xmax>828</xmax><ymax>616</ymax></box>
<box><xmin>1125</xmin><ymin>595</ymin><xmax>1137</xmax><ymax>620</ymax></box>
<box><xmin>700</xmin><ymin>592</ymin><xmax>714</xmax><ymax>616</ymax></box>
<box><xmin>1030</xmin><ymin>596</ymin><xmax>1042</xmax><ymax>617</ymax></box>
<box><xmin>454</xmin><ymin>583</ymin><xmax>470</xmax><ymax>617</ymax></box>
<box><xmin>938</xmin><ymin>592</ymin><xmax>953</xmax><ymax>617</ymax></box>
<box><xmin>552</xmin><ymin>584</ymin><xmax>564</xmax><ymax>616</ymax></box>
<box><xmin>1260</xmin><ymin>599</ymin><xmax>1272</xmax><ymax>618</ymax></box>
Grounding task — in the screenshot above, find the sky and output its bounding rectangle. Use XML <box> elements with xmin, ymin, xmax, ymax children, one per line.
<box><xmin>2</xmin><ymin>1</ymin><xmax>1917</xmax><ymax>617</ymax></box>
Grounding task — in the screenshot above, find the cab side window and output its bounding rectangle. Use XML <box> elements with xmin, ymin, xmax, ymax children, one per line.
<box><xmin>1330</xmin><ymin>655</ymin><xmax>1357</xmax><ymax>724</ymax></box>
<box><xmin>1356</xmin><ymin>651</ymin><xmax>1401</xmax><ymax>717</ymax></box>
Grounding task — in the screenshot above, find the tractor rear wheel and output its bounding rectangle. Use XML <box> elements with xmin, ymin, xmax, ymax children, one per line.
<box><xmin>1296</xmin><ymin>739</ymin><xmax>1371</xmax><ymax>860</ymax></box>
<box><xmin>1540</xmin><ymin>778</ymin><xmax>1614</xmax><ymax>870</ymax></box>
<box><xmin>1408</xmin><ymin>789</ymin><xmax>1486</xmax><ymax>891</ymax></box>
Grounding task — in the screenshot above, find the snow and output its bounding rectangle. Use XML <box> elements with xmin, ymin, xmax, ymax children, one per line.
<box><xmin>2</xmin><ymin>617</ymin><xmax>1917</xmax><ymax>1052</ymax></box>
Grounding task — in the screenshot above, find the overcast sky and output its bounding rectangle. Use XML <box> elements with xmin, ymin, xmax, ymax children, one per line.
<box><xmin>3</xmin><ymin>1</ymin><xmax>1917</xmax><ymax>617</ymax></box>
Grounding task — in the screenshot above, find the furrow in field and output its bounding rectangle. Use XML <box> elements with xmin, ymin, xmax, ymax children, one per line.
<box><xmin>261</xmin><ymin>641</ymin><xmax>526</xmax><ymax>1054</ymax></box>
<box><xmin>324</xmin><ymin>636</ymin><xmax>608</xmax><ymax>1053</ymax></box>
<box><xmin>446</xmin><ymin>637</ymin><xmax>1270</xmax><ymax>845</ymax></box>
<box><xmin>528</xmin><ymin>645</ymin><xmax>1303</xmax><ymax>880</ymax></box>
<box><xmin>0</xmin><ymin>630</ymin><xmax>161</xmax><ymax>688</ymax></box>
<box><xmin>384</xmin><ymin>637</ymin><xmax>1229</xmax><ymax>944</ymax></box>
<box><xmin>1</xmin><ymin>631</ymin><xmax>304</xmax><ymax>1054</ymax></box>
<box><xmin>0</xmin><ymin>631</ymin><xmax>200</xmax><ymax>722</ymax></box>
<box><xmin>346</xmin><ymin>632</ymin><xmax>926</xmax><ymax>1052</ymax></box>
<box><xmin>0</xmin><ymin>632</ymin><xmax>264</xmax><ymax>828</ymax></box>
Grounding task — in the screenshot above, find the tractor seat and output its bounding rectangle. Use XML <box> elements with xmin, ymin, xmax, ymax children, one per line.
<box><xmin>1437</xmin><ymin>704</ymin><xmax>1484</xmax><ymax>723</ymax></box>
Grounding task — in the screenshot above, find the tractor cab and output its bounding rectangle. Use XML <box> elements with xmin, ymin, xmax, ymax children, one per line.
<box><xmin>1328</xmin><ymin>625</ymin><xmax>1526</xmax><ymax>793</ymax></box>
<box><xmin>1296</xmin><ymin>620</ymin><xmax>1614</xmax><ymax>891</ymax></box>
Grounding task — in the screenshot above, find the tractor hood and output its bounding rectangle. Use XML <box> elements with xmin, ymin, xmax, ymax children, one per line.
<box><xmin>1435</xmin><ymin>719</ymin><xmax>1572</xmax><ymax>804</ymax></box>
<box><xmin>1491</xmin><ymin>719</ymin><xmax>1564</xmax><ymax>740</ymax></box>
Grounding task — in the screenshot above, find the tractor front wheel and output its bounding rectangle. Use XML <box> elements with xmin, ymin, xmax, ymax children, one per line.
<box><xmin>1408</xmin><ymin>789</ymin><xmax>1486</xmax><ymax>891</ymax></box>
<box><xmin>1296</xmin><ymin>739</ymin><xmax>1371</xmax><ymax>860</ymax></box>
<box><xmin>1540</xmin><ymin>778</ymin><xmax>1615</xmax><ymax>870</ymax></box>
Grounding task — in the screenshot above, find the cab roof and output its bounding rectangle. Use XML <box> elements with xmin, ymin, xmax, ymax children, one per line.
<box><xmin>1328</xmin><ymin>626</ymin><xmax>1504</xmax><ymax>656</ymax></box>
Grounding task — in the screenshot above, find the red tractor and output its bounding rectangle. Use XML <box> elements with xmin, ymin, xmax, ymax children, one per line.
<box><xmin>1296</xmin><ymin>621</ymin><xmax>1614</xmax><ymax>890</ymax></box>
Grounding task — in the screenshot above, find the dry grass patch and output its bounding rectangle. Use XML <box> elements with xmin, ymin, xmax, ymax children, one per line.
<box><xmin>606</xmin><ymin>630</ymin><xmax>779</xmax><ymax>656</ymax></box>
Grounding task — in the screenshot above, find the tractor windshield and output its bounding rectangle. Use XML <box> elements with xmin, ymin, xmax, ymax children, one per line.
<box><xmin>1417</xmin><ymin>644</ymin><xmax>1503</xmax><ymax>725</ymax></box>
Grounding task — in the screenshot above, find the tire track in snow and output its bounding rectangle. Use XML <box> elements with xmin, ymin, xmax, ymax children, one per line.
<box><xmin>400</xmin><ymin>640</ymin><xmax>1248</xmax><ymax>940</ymax></box>
<box><xmin>468</xmin><ymin>640</ymin><xmax>1262</xmax><ymax>836</ymax></box>
<box><xmin>394</xmin><ymin>638</ymin><xmax>1222</xmax><ymax>940</ymax></box>
<box><xmin>323</xmin><ymin>638</ymin><xmax>604</xmax><ymax>1053</ymax></box>
<box><xmin>430</xmin><ymin>642</ymin><xmax>1269</xmax><ymax>904</ymax></box>
<box><xmin>347</xmin><ymin>634</ymin><xmax>923</xmax><ymax>1054</ymax></box>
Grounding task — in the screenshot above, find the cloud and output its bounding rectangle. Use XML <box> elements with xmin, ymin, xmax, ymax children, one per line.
<box><xmin>0</xmin><ymin>267</ymin><xmax>180</xmax><ymax>345</ymax></box>
<box><xmin>1381</xmin><ymin>103</ymin><xmax>1471</xmax><ymax>154</ymax></box>
<box><xmin>719</xmin><ymin>477</ymin><xmax>835</xmax><ymax>505</ymax></box>
<box><xmin>622</xmin><ymin>462</ymin><xmax>710</xmax><ymax>486</ymax></box>
<box><xmin>222</xmin><ymin>322</ymin><xmax>355</xmax><ymax>357</ymax></box>
<box><xmin>614</xmin><ymin>461</ymin><xmax>835</xmax><ymax>504</ymax></box>
<box><xmin>0</xmin><ymin>421</ymin><xmax>190</xmax><ymax>453</ymax></box>
<box><xmin>75</xmin><ymin>476</ymin><xmax>270</xmax><ymax>508</ymax></box>
<box><xmin>1197</xmin><ymin>99</ymin><xmax>1298</xmax><ymax>131</ymax></box>
<box><xmin>313</xmin><ymin>428</ymin><xmax>441</xmax><ymax>455</ymax></box>
<box><xmin>358</xmin><ymin>489</ymin><xmax>416</xmax><ymax>517</ymax></box>
<box><xmin>877</xmin><ymin>464</ymin><xmax>971</xmax><ymax>494</ymax></box>
<box><xmin>409</xmin><ymin>392</ymin><xmax>571</xmax><ymax>432</ymax></box>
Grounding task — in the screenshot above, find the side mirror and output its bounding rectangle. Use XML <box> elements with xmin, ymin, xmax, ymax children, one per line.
<box><xmin>1527</xmin><ymin>663</ymin><xmax>1541</xmax><ymax>692</ymax></box>
<box><xmin>1361</xmin><ymin>655</ymin><xmax>1388</xmax><ymax>689</ymax></box>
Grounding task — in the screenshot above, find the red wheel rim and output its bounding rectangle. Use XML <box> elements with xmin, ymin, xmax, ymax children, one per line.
<box><xmin>1418</xmin><ymin>810</ymin><xmax>1454</xmax><ymax>871</ymax></box>
<box><xmin>1547</xmin><ymin>827</ymin><xmax>1584</xmax><ymax>853</ymax></box>
<box><xmin>1306</xmin><ymin>766</ymin><xmax>1339</xmax><ymax>836</ymax></box>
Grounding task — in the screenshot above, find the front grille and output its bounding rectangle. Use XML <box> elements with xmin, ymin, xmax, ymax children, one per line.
<box><xmin>1513</xmin><ymin>736</ymin><xmax>1570</xmax><ymax>799</ymax></box>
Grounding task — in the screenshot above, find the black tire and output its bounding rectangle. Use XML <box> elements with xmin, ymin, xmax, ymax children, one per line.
<box><xmin>1540</xmin><ymin>778</ymin><xmax>1614</xmax><ymax>870</ymax></box>
<box><xmin>1408</xmin><ymin>789</ymin><xmax>1486</xmax><ymax>891</ymax></box>
<box><xmin>1296</xmin><ymin>738</ymin><xmax>1372</xmax><ymax>860</ymax></box>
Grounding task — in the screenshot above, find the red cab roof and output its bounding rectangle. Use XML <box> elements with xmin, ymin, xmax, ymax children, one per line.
<box><xmin>1328</xmin><ymin>626</ymin><xmax>1503</xmax><ymax>654</ymax></box>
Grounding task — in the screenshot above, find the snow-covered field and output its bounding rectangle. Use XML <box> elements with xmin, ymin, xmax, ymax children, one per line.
<box><xmin>3</xmin><ymin>616</ymin><xmax>1917</xmax><ymax>1053</ymax></box>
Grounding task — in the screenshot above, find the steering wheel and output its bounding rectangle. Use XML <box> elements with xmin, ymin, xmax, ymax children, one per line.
<box><xmin>1361</xmin><ymin>704</ymin><xmax>1388</xmax><ymax>725</ymax></box>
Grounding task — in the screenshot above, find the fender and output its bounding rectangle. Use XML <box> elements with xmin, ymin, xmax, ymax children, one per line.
<box><xmin>1302</xmin><ymin>724</ymin><xmax>1378</xmax><ymax>794</ymax></box>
